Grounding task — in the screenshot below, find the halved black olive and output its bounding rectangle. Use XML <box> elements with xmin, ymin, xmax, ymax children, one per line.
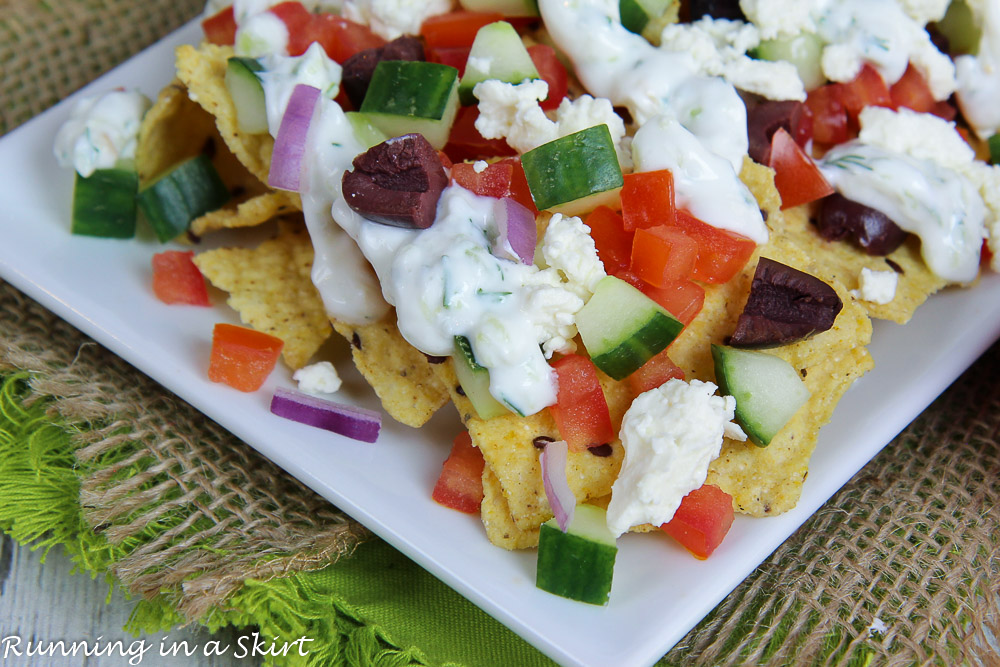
<box><xmin>746</xmin><ymin>100</ymin><xmax>809</xmax><ymax>165</ymax></box>
<box><xmin>814</xmin><ymin>193</ymin><xmax>908</xmax><ymax>256</ymax></box>
<box><xmin>728</xmin><ymin>257</ymin><xmax>843</xmax><ymax>347</ymax></box>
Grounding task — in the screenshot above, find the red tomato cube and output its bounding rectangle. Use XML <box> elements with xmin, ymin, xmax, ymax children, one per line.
<box><xmin>639</xmin><ymin>279</ymin><xmax>705</xmax><ymax>326</ymax></box>
<box><xmin>443</xmin><ymin>106</ymin><xmax>517</xmax><ymax>162</ymax></box>
<box><xmin>549</xmin><ymin>354</ymin><xmax>614</xmax><ymax>452</ymax></box>
<box><xmin>208</xmin><ymin>323</ymin><xmax>284</xmax><ymax>392</ymax></box>
<box><xmin>839</xmin><ymin>64</ymin><xmax>892</xmax><ymax>121</ymax></box>
<box><xmin>621</xmin><ymin>169</ymin><xmax>676</xmax><ymax>232</ymax></box>
<box><xmin>432</xmin><ymin>431</ymin><xmax>486</xmax><ymax>514</ymax></box>
<box><xmin>586</xmin><ymin>205</ymin><xmax>633</xmax><ymax>275</ymax></box>
<box><xmin>805</xmin><ymin>84</ymin><xmax>850</xmax><ymax>146</ymax></box>
<box><xmin>269</xmin><ymin>2</ymin><xmax>315</xmax><ymax>56</ymax></box>
<box><xmin>671</xmin><ymin>211</ymin><xmax>756</xmax><ymax>284</ymax></box>
<box><xmin>889</xmin><ymin>63</ymin><xmax>936</xmax><ymax>114</ymax></box>
<box><xmin>420</xmin><ymin>11</ymin><xmax>504</xmax><ymax>50</ymax></box>
<box><xmin>151</xmin><ymin>250</ymin><xmax>210</xmax><ymax>306</ymax></box>
<box><xmin>630</xmin><ymin>225</ymin><xmax>698</xmax><ymax>288</ymax></box>
<box><xmin>627</xmin><ymin>348</ymin><xmax>685</xmax><ymax>396</ymax></box>
<box><xmin>660</xmin><ymin>483</ymin><xmax>735</xmax><ymax>559</ymax></box>
<box><xmin>527</xmin><ymin>44</ymin><xmax>569</xmax><ymax>111</ymax></box>
<box><xmin>202</xmin><ymin>5</ymin><xmax>237</xmax><ymax>45</ymax></box>
<box><xmin>768</xmin><ymin>128</ymin><xmax>835</xmax><ymax>210</ymax></box>
<box><xmin>307</xmin><ymin>12</ymin><xmax>385</xmax><ymax>63</ymax></box>
<box><xmin>451</xmin><ymin>157</ymin><xmax>537</xmax><ymax>213</ymax></box>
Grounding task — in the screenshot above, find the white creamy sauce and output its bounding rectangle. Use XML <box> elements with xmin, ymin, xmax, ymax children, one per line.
<box><xmin>53</xmin><ymin>90</ymin><xmax>151</xmax><ymax>177</ymax></box>
<box><xmin>819</xmin><ymin>142</ymin><xmax>985</xmax><ymax>283</ymax></box>
<box><xmin>235</xmin><ymin>10</ymin><xmax>289</xmax><ymax>57</ymax></box>
<box><xmin>955</xmin><ymin>0</ymin><xmax>1000</xmax><ymax>139</ymax></box>
<box><xmin>258</xmin><ymin>42</ymin><xmax>343</xmax><ymax>137</ymax></box>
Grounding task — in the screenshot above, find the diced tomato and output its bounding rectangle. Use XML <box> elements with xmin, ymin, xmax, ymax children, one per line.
<box><xmin>627</xmin><ymin>348</ymin><xmax>685</xmax><ymax>396</ymax></box>
<box><xmin>527</xmin><ymin>44</ymin><xmax>569</xmax><ymax>111</ymax></box>
<box><xmin>443</xmin><ymin>106</ymin><xmax>517</xmax><ymax>162</ymax></box>
<box><xmin>431</xmin><ymin>431</ymin><xmax>485</xmax><ymax>514</ymax></box>
<box><xmin>307</xmin><ymin>12</ymin><xmax>385</xmax><ymax>63</ymax></box>
<box><xmin>585</xmin><ymin>206</ymin><xmax>633</xmax><ymax>275</ymax></box>
<box><xmin>208</xmin><ymin>323</ymin><xmax>284</xmax><ymax>392</ymax></box>
<box><xmin>670</xmin><ymin>211</ymin><xmax>756</xmax><ymax>284</ymax></box>
<box><xmin>269</xmin><ymin>2</ymin><xmax>314</xmax><ymax>56</ymax></box>
<box><xmin>420</xmin><ymin>11</ymin><xmax>504</xmax><ymax>50</ymax></box>
<box><xmin>639</xmin><ymin>280</ymin><xmax>704</xmax><ymax>326</ymax></box>
<box><xmin>611</xmin><ymin>268</ymin><xmax>645</xmax><ymax>290</ymax></box>
<box><xmin>621</xmin><ymin>169</ymin><xmax>676</xmax><ymax>232</ymax></box>
<box><xmin>151</xmin><ymin>250</ymin><xmax>210</xmax><ymax>306</ymax></box>
<box><xmin>889</xmin><ymin>63</ymin><xmax>936</xmax><ymax>114</ymax></box>
<box><xmin>451</xmin><ymin>157</ymin><xmax>537</xmax><ymax>213</ymax></box>
<box><xmin>660</xmin><ymin>484</ymin><xmax>735</xmax><ymax>559</ymax></box>
<box><xmin>982</xmin><ymin>238</ymin><xmax>994</xmax><ymax>267</ymax></box>
<box><xmin>768</xmin><ymin>127</ymin><xmax>835</xmax><ymax>210</ymax></box>
<box><xmin>839</xmin><ymin>64</ymin><xmax>892</xmax><ymax>122</ymax></box>
<box><xmin>428</xmin><ymin>45</ymin><xmax>473</xmax><ymax>76</ymax></box>
<box><xmin>630</xmin><ymin>225</ymin><xmax>698</xmax><ymax>288</ymax></box>
<box><xmin>202</xmin><ymin>5</ymin><xmax>237</xmax><ymax>46</ymax></box>
<box><xmin>805</xmin><ymin>83</ymin><xmax>850</xmax><ymax>146</ymax></box>
<box><xmin>549</xmin><ymin>354</ymin><xmax>614</xmax><ymax>453</ymax></box>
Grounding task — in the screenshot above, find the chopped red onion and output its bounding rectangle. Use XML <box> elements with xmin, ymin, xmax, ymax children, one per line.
<box><xmin>540</xmin><ymin>439</ymin><xmax>575</xmax><ymax>532</ymax></box>
<box><xmin>268</xmin><ymin>84</ymin><xmax>321</xmax><ymax>192</ymax></box>
<box><xmin>492</xmin><ymin>197</ymin><xmax>536</xmax><ymax>265</ymax></box>
<box><xmin>270</xmin><ymin>386</ymin><xmax>381</xmax><ymax>443</ymax></box>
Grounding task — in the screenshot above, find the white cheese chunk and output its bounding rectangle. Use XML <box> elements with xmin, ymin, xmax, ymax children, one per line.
<box><xmin>851</xmin><ymin>268</ymin><xmax>899</xmax><ymax>304</ymax></box>
<box><xmin>343</xmin><ymin>0</ymin><xmax>453</xmax><ymax>41</ymax></box>
<box><xmin>293</xmin><ymin>361</ymin><xmax>343</xmax><ymax>394</ymax></box>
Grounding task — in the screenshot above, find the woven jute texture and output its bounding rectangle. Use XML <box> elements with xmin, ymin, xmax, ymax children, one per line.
<box><xmin>3</xmin><ymin>1</ymin><xmax>1000</xmax><ymax>665</ymax></box>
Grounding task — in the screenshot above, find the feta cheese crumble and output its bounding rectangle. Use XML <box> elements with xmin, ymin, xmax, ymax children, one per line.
<box><xmin>851</xmin><ymin>268</ymin><xmax>899</xmax><ymax>304</ymax></box>
<box><xmin>343</xmin><ymin>0</ymin><xmax>453</xmax><ymax>40</ymax></box>
<box><xmin>53</xmin><ymin>90</ymin><xmax>151</xmax><ymax>177</ymax></box>
<box><xmin>606</xmin><ymin>379</ymin><xmax>741</xmax><ymax>537</ymax></box>
<box><xmin>293</xmin><ymin>361</ymin><xmax>343</xmax><ymax>394</ymax></box>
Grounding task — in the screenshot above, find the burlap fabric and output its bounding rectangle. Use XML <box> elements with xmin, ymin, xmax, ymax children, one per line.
<box><xmin>1</xmin><ymin>1</ymin><xmax>998</xmax><ymax>665</ymax></box>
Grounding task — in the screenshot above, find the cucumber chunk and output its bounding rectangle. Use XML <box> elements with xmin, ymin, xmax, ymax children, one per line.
<box><xmin>520</xmin><ymin>125</ymin><xmax>624</xmax><ymax>215</ymax></box>
<box><xmin>536</xmin><ymin>504</ymin><xmax>617</xmax><ymax>605</ymax></box>
<box><xmin>576</xmin><ymin>276</ymin><xmax>683</xmax><ymax>381</ymax></box>
<box><xmin>989</xmin><ymin>134</ymin><xmax>1000</xmax><ymax>166</ymax></box>
<box><xmin>225</xmin><ymin>56</ymin><xmax>268</xmax><ymax>134</ymax></box>
<box><xmin>711</xmin><ymin>344</ymin><xmax>810</xmax><ymax>447</ymax></box>
<box><xmin>359</xmin><ymin>60</ymin><xmax>460</xmax><ymax>150</ymax></box>
<box><xmin>619</xmin><ymin>0</ymin><xmax>680</xmax><ymax>45</ymax></box>
<box><xmin>933</xmin><ymin>0</ymin><xmax>980</xmax><ymax>56</ymax></box>
<box><xmin>452</xmin><ymin>336</ymin><xmax>511</xmax><ymax>420</ymax></box>
<box><xmin>137</xmin><ymin>155</ymin><xmax>230</xmax><ymax>242</ymax></box>
<box><xmin>751</xmin><ymin>32</ymin><xmax>825</xmax><ymax>91</ymax></box>
<box><xmin>345</xmin><ymin>111</ymin><xmax>389</xmax><ymax>149</ymax></box>
<box><xmin>459</xmin><ymin>0</ymin><xmax>539</xmax><ymax>16</ymax></box>
<box><xmin>459</xmin><ymin>21</ymin><xmax>539</xmax><ymax>105</ymax></box>
<box><xmin>71</xmin><ymin>168</ymin><xmax>138</xmax><ymax>238</ymax></box>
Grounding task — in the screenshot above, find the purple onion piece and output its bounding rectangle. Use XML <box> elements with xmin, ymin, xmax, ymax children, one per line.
<box><xmin>270</xmin><ymin>386</ymin><xmax>381</xmax><ymax>443</ymax></box>
<box><xmin>492</xmin><ymin>197</ymin><xmax>536</xmax><ymax>264</ymax></box>
<box><xmin>540</xmin><ymin>439</ymin><xmax>575</xmax><ymax>532</ymax></box>
<box><xmin>268</xmin><ymin>84</ymin><xmax>321</xmax><ymax>192</ymax></box>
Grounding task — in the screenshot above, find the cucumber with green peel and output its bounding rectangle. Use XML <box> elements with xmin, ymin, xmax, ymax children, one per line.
<box><xmin>459</xmin><ymin>21</ymin><xmax>539</xmax><ymax>105</ymax></box>
<box><xmin>345</xmin><ymin>111</ymin><xmax>389</xmax><ymax>149</ymax></box>
<box><xmin>520</xmin><ymin>125</ymin><xmax>624</xmax><ymax>216</ymax></box>
<box><xmin>71</xmin><ymin>168</ymin><xmax>139</xmax><ymax>238</ymax></box>
<box><xmin>359</xmin><ymin>60</ymin><xmax>460</xmax><ymax>149</ymax></box>
<box><xmin>575</xmin><ymin>276</ymin><xmax>684</xmax><ymax>381</ymax></box>
<box><xmin>458</xmin><ymin>0</ymin><xmax>539</xmax><ymax>16</ymax></box>
<box><xmin>137</xmin><ymin>154</ymin><xmax>230</xmax><ymax>242</ymax></box>
<box><xmin>225</xmin><ymin>56</ymin><xmax>268</xmax><ymax>134</ymax></box>
<box><xmin>988</xmin><ymin>134</ymin><xmax>1000</xmax><ymax>165</ymax></box>
<box><xmin>619</xmin><ymin>0</ymin><xmax>680</xmax><ymax>45</ymax></box>
<box><xmin>711</xmin><ymin>344</ymin><xmax>810</xmax><ymax>447</ymax></box>
<box><xmin>933</xmin><ymin>0</ymin><xmax>980</xmax><ymax>56</ymax></box>
<box><xmin>536</xmin><ymin>503</ymin><xmax>617</xmax><ymax>605</ymax></box>
<box><xmin>751</xmin><ymin>32</ymin><xmax>826</xmax><ymax>91</ymax></box>
<box><xmin>452</xmin><ymin>335</ymin><xmax>510</xmax><ymax>420</ymax></box>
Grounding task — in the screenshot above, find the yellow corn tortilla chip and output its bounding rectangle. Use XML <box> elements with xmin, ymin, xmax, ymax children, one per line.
<box><xmin>175</xmin><ymin>43</ymin><xmax>275</xmax><ymax>185</ymax></box>
<box><xmin>193</xmin><ymin>221</ymin><xmax>331</xmax><ymax>370</ymax></box>
<box><xmin>330</xmin><ymin>319</ymin><xmax>450</xmax><ymax>428</ymax></box>
<box><xmin>191</xmin><ymin>189</ymin><xmax>301</xmax><ymax>236</ymax></box>
<box><xmin>481</xmin><ymin>466</ymin><xmax>539</xmax><ymax>550</ymax></box>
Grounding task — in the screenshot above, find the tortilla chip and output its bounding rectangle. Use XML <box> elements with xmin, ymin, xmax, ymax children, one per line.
<box><xmin>481</xmin><ymin>466</ymin><xmax>539</xmax><ymax>550</ymax></box>
<box><xmin>330</xmin><ymin>319</ymin><xmax>450</xmax><ymax>428</ymax></box>
<box><xmin>191</xmin><ymin>189</ymin><xmax>301</xmax><ymax>236</ymax></box>
<box><xmin>193</xmin><ymin>221</ymin><xmax>331</xmax><ymax>370</ymax></box>
<box><xmin>175</xmin><ymin>43</ymin><xmax>275</xmax><ymax>185</ymax></box>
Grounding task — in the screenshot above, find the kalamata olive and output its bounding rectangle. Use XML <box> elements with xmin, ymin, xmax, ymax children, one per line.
<box><xmin>688</xmin><ymin>0</ymin><xmax>746</xmax><ymax>21</ymax></box>
<box><xmin>728</xmin><ymin>257</ymin><xmax>843</xmax><ymax>347</ymax></box>
<box><xmin>746</xmin><ymin>100</ymin><xmax>810</xmax><ymax>165</ymax></box>
<box><xmin>815</xmin><ymin>193</ymin><xmax>908</xmax><ymax>256</ymax></box>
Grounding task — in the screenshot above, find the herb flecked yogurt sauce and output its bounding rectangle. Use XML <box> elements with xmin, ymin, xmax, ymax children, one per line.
<box><xmin>53</xmin><ymin>90</ymin><xmax>151</xmax><ymax>177</ymax></box>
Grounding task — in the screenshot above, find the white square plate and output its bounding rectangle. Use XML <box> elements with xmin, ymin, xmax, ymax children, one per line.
<box><xmin>3</xmin><ymin>21</ymin><xmax>999</xmax><ymax>667</ymax></box>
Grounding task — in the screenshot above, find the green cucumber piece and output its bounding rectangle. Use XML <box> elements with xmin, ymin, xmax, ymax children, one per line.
<box><xmin>137</xmin><ymin>155</ymin><xmax>230</xmax><ymax>242</ymax></box>
<box><xmin>536</xmin><ymin>503</ymin><xmax>617</xmax><ymax>605</ymax></box>
<box><xmin>225</xmin><ymin>56</ymin><xmax>268</xmax><ymax>134</ymax></box>
<box><xmin>989</xmin><ymin>134</ymin><xmax>1000</xmax><ymax>165</ymax></box>
<box><xmin>711</xmin><ymin>344</ymin><xmax>810</xmax><ymax>447</ymax></box>
<box><xmin>933</xmin><ymin>0</ymin><xmax>980</xmax><ymax>56</ymax></box>
<box><xmin>459</xmin><ymin>21</ymin><xmax>539</xmax><ymax>105</ymax></box>
<box><xmin>452</xmin><ymin>336</ymin><xmax>510</xmax><ymax>420</ymax></box>
<box><xmin>520</xmin><ymin>125</ymin><xmax>624</xmax><ymax>215</ymax></box>
<box><xmin>345</xmin><ymin>111</ymin><xmax>389</xmax><ymax>149</ymax></box>
<box><xmin>751</xmin><ymin>32</ymin><xmax>826</xmax><ymax>91</ymax></box>
<box><xmin>71</xmin><ymin>168</ymin><xmax>138</xmax><ymax>238</ymax></box>
<box><xmin>619</xmin><ymin>0</ymin><xmax>679</xmax><ymax>45</ymax></box>
<box><xmin>359</xmin><ymin>60</ymin><xmax>460</xmax><ymax>150</ymax></box>
<box><xmin>458</xmin><ymin>0</ymin><xmax>539</xmax><ymax>16</ymax></box>
<box><xmin>575</xmin><ymin>276</ymin><xmax>683</xmax><ymax>381</ymax></box>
